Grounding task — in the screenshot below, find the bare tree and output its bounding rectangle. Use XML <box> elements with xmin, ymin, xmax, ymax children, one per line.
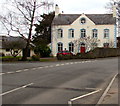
<box><xmin>72</xmin><ymin>36</ymin><xmax>100</xmax><ymax>53</ymax></box>
<box><xmin>105</xmin><ymin>0</ymin><xmax>120</xmax><ymax>13</ymax></box>
<box><xmin>0</xmin><ymin>0</ymin><xmax>53</xmax><ymax>60</ymax></box>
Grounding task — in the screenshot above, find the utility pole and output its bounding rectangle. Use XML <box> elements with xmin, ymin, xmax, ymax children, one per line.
<box><xmin>116</xmin><ymin>1</ymin><xmax>120</xmax><ymax>36</ymax></box>
<box><xmin>115</xmin><ymin>2</ymin><xmax>120</xmax><ymax>106</ymax></box>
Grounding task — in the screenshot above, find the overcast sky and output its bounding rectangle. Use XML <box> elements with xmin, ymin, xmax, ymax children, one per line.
<box><xmin>54</xmin><ymin>0</ymin><xmax>110</xmax><ymax>14</ymax></box>
<box><xmin>0</xmin><ymin>0</ymin><xmax>111</xmax><ymax>35</ymax></box>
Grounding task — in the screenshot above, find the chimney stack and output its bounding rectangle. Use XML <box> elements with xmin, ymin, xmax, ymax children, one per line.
<box><xmin>55</xmin><ymin>4</ymin><xmax>60</xmax><ymax>16</ymax></box>
<box><xmin>113</xmin><ymin>3</ymin><xmax>117</xmax><ymax>18</ymax></box>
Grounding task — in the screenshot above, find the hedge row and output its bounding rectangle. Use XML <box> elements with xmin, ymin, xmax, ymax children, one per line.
<box><xmin>57</xmin><ymin>48</ymin><xmax>120</xmax><ymax>60</ymax></box>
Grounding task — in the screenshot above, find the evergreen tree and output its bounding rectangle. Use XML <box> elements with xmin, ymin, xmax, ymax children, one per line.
<box><xmin>33</xmin><ymin>12</ymin><xmax>55</xmax><ymax>45</ymax></box>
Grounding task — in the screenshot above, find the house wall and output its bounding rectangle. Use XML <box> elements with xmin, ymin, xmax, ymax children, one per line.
<box><xmin>0</xmin><ymin>49</ymin><xmax>35</xmax><ymax>57</ymax></box>
<box><xmin>51</xmin><ymin>14</ymin><xmax>116</xmax><ymax>56</ymax></box>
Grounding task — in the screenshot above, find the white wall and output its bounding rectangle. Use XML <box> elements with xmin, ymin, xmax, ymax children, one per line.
<box><xmin>0</xmin><ymin>49</ymin><xmax>35</xmax><ymax>57</ymax></box>
<box><xmin>51</xmin><ymin>14</ymin><xmax>116</xmax><ymax>56</ymax></box>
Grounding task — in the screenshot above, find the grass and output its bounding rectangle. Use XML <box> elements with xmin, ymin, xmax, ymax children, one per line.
<box><xmin>0</xmin><ymin>56</ymin><xmax>22</xmax><ymax>59</ymax></box>
<box><xmin>1</xmin><ymin>56</ymin><xmax>57</xmax><ymax>62</ymax></box>
<box><xmin>40</xmin><ymin>58</ymin><xmax>57</xmax><ymax>62</ymax></box>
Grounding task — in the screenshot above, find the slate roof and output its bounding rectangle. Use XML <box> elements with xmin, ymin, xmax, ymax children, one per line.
<box><xmin>0</xmin><ymin>36</ymin><xmax>26</xmax><ymax>49</ymax></box>
<box><xmin>52</xmin><ymin>14</ymin><xmax>116</xmax><ymax>25</ymax></box>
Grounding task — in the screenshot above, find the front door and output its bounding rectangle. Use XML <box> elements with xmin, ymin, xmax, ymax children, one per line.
<box><xmin>80</xmin><ymin>43</ymin><xmax>85</xmax><ymax>53</ymax></box>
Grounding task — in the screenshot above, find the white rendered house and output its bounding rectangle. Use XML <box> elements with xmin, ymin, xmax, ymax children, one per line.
<box><xmin>51</xmin><ymin>5</ymin><xmax>117</xmax><ymax>56</ymax></box>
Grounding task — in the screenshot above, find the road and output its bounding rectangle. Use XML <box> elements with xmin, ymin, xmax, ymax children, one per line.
<box><xmin>1</xmin><ymin>58</ymin><xmax>118</xmax><ymax>105</ymax></box>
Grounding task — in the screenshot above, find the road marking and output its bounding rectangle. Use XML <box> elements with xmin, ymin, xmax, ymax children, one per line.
<box><xmin>0</xmin><ymin>83</ymin><xmax>34</xmax><ymax>96</ymax></box>
<box><xmin>96</xmin><ymin>73</ymin><xmax>118</xmax><ymax>105</ymax></box>
<box><xmin>32</xmin><ymin>68</ymin><xmax>37</xmax><ymax>70</ymax></box>
<box><xmin>70</xmin><ymin>62</ymin><xmax>73</xmax><ymax>64</ymax></box>
<box><xmin>68</xmin><ymin>89</ymin><xmax>102</xmax><ymax>105</ymax></box>
<box><xmin>56</xmin><ymin>64</ymin><xmax>60</xmax><ymax>66</ymax></box>
<box><xmin>0</xmin><ymin>73</ymin><xmax>5</xmax><ymax>75</ymax></box>
<box><xmin>44</xmin><ymin>66</ymin><xmax>49</xmax><ymax>68</ymax></box>
<box><xmin>74</xmin><ymin>62</ymin><xmax>78</xmax><ymax>64</ymax></box>
<box><xmin>2</xmin><ymin>60</ymin><xmax>97</xmax><ymax>75</ymax></box>
<box><xmin>16</xmin><ymin>70</ymin><xmax>22</xmax><ymax>73</ymax></box>
<box><xmin>22</xmin><ymin>83</ymin><xmax>34</xmax><ymax>88</ymax></box>
<box><xmin>23</xmin><ymin>69</ymin><xmax>29</xmax><ymax>71</ymax></box>
<box><xmin>49</xmin><ymin>65</ymin><xmax>54</xmax><ymax>67</ymax></box>
<box><xmin>38</xmin><ymin>67</ymin><xmax>43</xmax><ymax>69</ymax></box>
<box><xmin>65</xmin><ymin>63</ymin><xmax>70</xmax><ymax>65</ymax></box>
<box><xmin>6</xmin><ymin>72</ymin><xmax>15</xmax><ymax>74</ymax></box>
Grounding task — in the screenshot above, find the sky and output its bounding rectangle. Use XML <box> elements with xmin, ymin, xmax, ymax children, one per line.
<box><xmin>0</xmin><ymin>0</ymin><xmax>111</xmax><ymax>35</ymax></box>
<box><xmin>54</xmin><ymin>0</ymin><xmax>110</xmax><ymax>14</ymax></box>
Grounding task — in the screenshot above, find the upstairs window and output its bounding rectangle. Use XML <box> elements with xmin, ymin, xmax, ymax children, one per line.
<box><xmin>104</xmin><ymin>29</ymin><xmax>109</xmax><ymax>38</ymax></box>
<box><xmin>68</xmin><ymin>29</ymin><xmax>74</xmax><ymax>38</ymax></box>
<box><xmin>92</xmin><ymin>29</ymin><xmax>98</xmax><ymax>38</ymax></box>
<box><xmin>57</xmin><ymin>29</ymin><xmax>63</xmax><ymax>38</ymax></box>
<box><xmin>80</xmin><ymin>18</ymin><xmax>86</xmax><ymax>24</ymax></box>
<box><xmin>81</xmin><ymin>29</ymin><xmax>86</xmax><ymax>38</ymax></box>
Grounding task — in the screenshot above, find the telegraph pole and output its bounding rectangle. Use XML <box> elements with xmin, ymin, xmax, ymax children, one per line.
<box><xmin>116</xmin><ymin>1</ymin><xmax>120</xmax><ymax>36</ymax></box>
<box><xmin>115</xmin><ymin>2</ymin><xmax>120</xmax><ymax>106</ymax></box>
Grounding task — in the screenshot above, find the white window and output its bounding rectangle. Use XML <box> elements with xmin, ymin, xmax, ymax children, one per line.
<box><xmin>104</xmin><ymin>29</ymin><xmax>109</xmax><ymax>38</ymax></box>
<box><xmin>81</xmin><ymin>29</ymin><xmax>86</xmax><ymax>38</ymax></box>
<box><xmin>103</xmin><ymin>43</ymin><xmax>109</xmax><ymax>48</ymax></box>
<box><xmin>92</xmin><ymin>29</ymin><xmax>98</xmax><ymax>38</ymax></box>
<box><xmin>57</xmin><ymin>42</ymin><xmax>63</xmax><ymax>52</ymax></box>
<box><xmin>68</xmin><ymin>29</ymin><xmax>74</xmax><ymax>38</ymax></box>
<box><xmin>69</xmin><ymin>42</ymin><xmax>74</xmax><ymax>52</ymax></box>
<box><xmin>57</xmin><ymin>29</ymin><xmax>63</xmax><ymax>38</ymax></box>
<box><xmin>80</xmin><ymin>18</ymin><xmax>86</xmax><ymax>24</ymax></box>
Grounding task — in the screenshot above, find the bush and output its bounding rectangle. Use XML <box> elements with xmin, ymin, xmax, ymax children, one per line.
<box><xmin>57</xmin><ymin>48</ymin><xmax>120</xmax><ymax>60</ymax></box>
<box><xmin>34</xmin><ymin>45</ymin><xmax>51</xmax><ymax>57</ymax></box>
<box><xmin>57</xmin><ymin>54</ymin><xmax>72</xmax><ymax>60</ymax></box>
<box><xmin>31</xmin><ymin>55</ymin><xmax>40</xmax><ymax>61</ymax></box>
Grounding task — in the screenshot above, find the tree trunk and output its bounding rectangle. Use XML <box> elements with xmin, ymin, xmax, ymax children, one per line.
<box><xmin>21</xmin><ymin>42</ymin><xmax>29</xmax><ymax>61</ymax></box>
<box><xmin>22</xmin><ymin>1</ymin><xmax>36</xmax><ymax>61</ymax></box>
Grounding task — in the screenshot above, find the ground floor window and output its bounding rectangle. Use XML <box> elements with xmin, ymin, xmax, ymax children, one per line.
<box><xmin>57</xmin><ymin>42</ymin><xmax>63</xmax><ymax>52</ymax></box>
<box><xmin>103</xmin><ymin>43</ymin><xmax>109</xmax><ymax>48</ymax></box>
<box><xmin>69</xmin><ymin>42</ymin><xmax>74</xmax><ymax>52</ymax></box>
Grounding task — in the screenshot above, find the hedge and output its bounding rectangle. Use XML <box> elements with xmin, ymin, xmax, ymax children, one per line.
<box><xmin>57</xmin><ymin>48</ymin><xmax>120</xmax><ymax>60</ymax></box>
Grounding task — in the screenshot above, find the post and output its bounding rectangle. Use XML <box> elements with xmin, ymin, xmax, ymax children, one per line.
<box><xmin>68</xmin><ymin>100</ymin><xmax>72</xmax><ymax>106</ymax></box>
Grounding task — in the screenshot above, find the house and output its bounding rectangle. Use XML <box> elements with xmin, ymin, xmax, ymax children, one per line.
<box><xmin>0</xmin><ymin>36</ymin><xmax>35</xmax><ymax>57</ymax></box>
<box><xmin>51</xmin><ymin>5</ymin><xmax>117</xmax><ymax>56</ymax></box>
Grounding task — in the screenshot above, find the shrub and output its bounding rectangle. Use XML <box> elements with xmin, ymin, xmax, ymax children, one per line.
<box><xmin>34</xmin><ymin>45</ymin><xmax>51</xmax><ymax>57</ymax></box>
<box><xmin>57</xmin><ymin>54</ymin><xmax>72</xmax><ymax>60</ymax></box>
<box><xmin>57</xmin><ymin>48</ymin><xmax>120</xmax><ymax>60</ymax></box>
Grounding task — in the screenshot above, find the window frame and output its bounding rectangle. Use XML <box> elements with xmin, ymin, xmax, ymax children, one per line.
<box><xmin>68</xmin><ymin>29</ymin><xmax>74</xmax><ymax>38</ymax></box>
<box><xmin>57</xmin><ymin>42</ymin><xmax>63</xmax><ymax>52</ymax></box>
<box><xmin>104</xmin><ymin>29</ymin><xmax>109</xmax><ymax>38</ymax></box>
<box><xmin>103</xmin><ymin>43</ymin><xmax>109</xmax><ymax>48</ymax></box>
<box><xmin>57</xmin><ymin>29</ymin><xmax>63</xmax><ymax>38</ymax></box>
<box><xmin>69</xmin><ymin>42</ymin><xmax>74</xmax><ymax>52</ymax></box>
<box><xmin>80</xmin><ymin>18</ymin><xmax>86</xmax><ymax>24</ymax></box>
<box><xmin>92</xmin><ymin>29</ymin><xmax>98</xmax><ymax>38</ymax></box>
<box><xmin>80</xmin><ymin>29</ymin><xmax>86</xmax><ymax>38</ymax></box>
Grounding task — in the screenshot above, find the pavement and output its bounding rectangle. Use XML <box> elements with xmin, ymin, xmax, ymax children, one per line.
<box><xmin>101</xmin><ymin>75</ymin><xmax>118</xmax><ymax>104</ymax></box>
